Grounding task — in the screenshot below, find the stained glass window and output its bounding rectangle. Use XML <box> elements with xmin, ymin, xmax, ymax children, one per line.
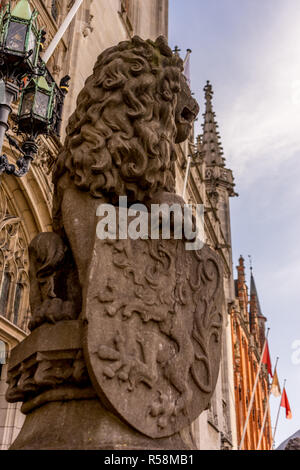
<box><xmin>0</xmin><ymin>272</ymin><xmax>10</xmax><ymax>316</ymax></box>
<box><xmin>13</xmin><ymin>283</ymin><xmax>23</xmax><ymax>325</ymax></box>
<box><xmin>0</xmin><ymin>340</ymin><xmax>6</xmax><ymax>364</ymax></box>
<box><xmin>0</xmin><ymin>339</ymin><xmax>6</xmax><ymax>379</ymax></box>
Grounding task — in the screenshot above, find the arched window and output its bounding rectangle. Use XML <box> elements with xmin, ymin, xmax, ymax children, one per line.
<box><xmin>13</xmin><ymin>283</ymin><xmax>23</xmax><ymax>325</ymax></box>
<box><xmin>0</xmin><ymin>186</ymin><xmax>29</xmax><ymax>330</ymax></box>
<box><xmin>51</xmin><ymin>0</ymin><xmax>59</xmax><ymax>23</ymax></box>
<box><xmin>0</xmin><ymin>339</ymin><xmax>7</xmax><ymax>379</ymax></box>
<box><xmin>0</xmin><ymin>271</ymin><xmax>11</xmax><ymax>316</ymax></box>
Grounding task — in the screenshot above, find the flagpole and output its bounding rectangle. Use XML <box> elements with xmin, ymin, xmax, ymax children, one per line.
<box><xmin>182</xmin><ymin>155</ymin><xmax>192</xmax><ymax>200</ymax></box>
<box><xmin>183</xmin><ymin>48</ymin><xmax>192</xmax><ymax>67</ymax></box>
<box><xmin>238</xmin><ymin>328</ymin><xmax>270</xmax><ymax>450</ymax></box>
<box><xmin>256</xmin><ymin>357</ymin><xmax>279</xmax><ymax>450</ymax></box>
<box><xmin>43</xmin><ymin>0</ymin><xmax>84</xmax><ymax>64</ymax></box>
<box><xmin>272</xmin><ymin>379</ymin><xmax>286</xmax><ymax>449</ymax></box>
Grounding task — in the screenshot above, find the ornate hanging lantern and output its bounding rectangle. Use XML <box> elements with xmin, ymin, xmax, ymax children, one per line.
<box><xmin>0</xmin><ymin>1</ymin><xmax>71</xmax><ymax>179</ymax></box>
<box><xmin>0</xmin><ymin>0</ymin><xmax>42</xmax><ymax>76</ymax></box>
<box><xmin>17</xmin><ymin>75</ymin><xmax>55</xmax><ymax>137</ymax></box>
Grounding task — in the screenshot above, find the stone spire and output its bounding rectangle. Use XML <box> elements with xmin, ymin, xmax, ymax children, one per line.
<box><xmin>250</xmin><ymin>271</ymin><xmax>263</xmax><ymax>319</ymax></box>
<box><xmin>201</xmin><ymin>81</ymin><xmax>237</xmax><ymax>209</ymax></box>
<box><xmin>235</xmin><ymin>256</ymin><xmax>248</xmax><ymax>321</ymax></box>
<box><xmin>202</xmin><ymin>81</ymin><xmax>225</xmax><ymax>167</ymax></box>
<box><xmin>249</xmin><ymin>270</ymin><xmax>267</xmax><ymax>351</ymax></box>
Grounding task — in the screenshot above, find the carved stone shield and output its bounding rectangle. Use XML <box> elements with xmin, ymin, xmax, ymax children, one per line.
<box><xmin>83</xmin><ymin>234</ymin><xmax>224</xmax><ymax>438</ymax></box>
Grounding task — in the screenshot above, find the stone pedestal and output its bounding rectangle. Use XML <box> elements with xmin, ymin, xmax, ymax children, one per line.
<box><xmin>10</xmin><ymin>397</ymin><xmax>193</xmax><ymax>450</ymax></box>
<box><xmin>6</xmin><ymin>321</ymin><xmax>194</xmax><ymax>450</ymax></box>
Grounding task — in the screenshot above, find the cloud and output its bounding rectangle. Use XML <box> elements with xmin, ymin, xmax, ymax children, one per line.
<box><xmin>219</xmin><ymin>2</ymin><xmax>300</xmax><ymax>188</ymax></box>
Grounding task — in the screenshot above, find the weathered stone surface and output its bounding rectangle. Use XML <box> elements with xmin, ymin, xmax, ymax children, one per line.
<box><xmin>6</xmin><ymin>321</ymin><xmax>88</xmax><ymax>404</ymax></box>
<box><xmin>28</xmin><ymin>233</ymin><xmax>82</xmax><ymax>331</ymax></box>
<box><xmin>6</xmin><ymin>36</ymin><xmax>225</xmax><ymax>450</ymax></box>
<box><xmin>10</xmin><ymin>398</ymin><xmax>194</xmax><ymax>450</ymax></box>
<box><xmin>284</xmin><ymin>437</ymin><xmax>300</xmax><ymax>450</ymax></box>
<box><xmin>6</xmin><ymin>320</ymin><xmax>194</xmax><ymax>450</ymax></box>
<box><xmin>84</xmin><ymin>236</ymin><xmax>224</xmax><ymax>439</ymax></box>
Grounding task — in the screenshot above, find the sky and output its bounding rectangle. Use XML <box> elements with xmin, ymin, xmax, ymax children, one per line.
<box><xmin>169</xmin><ymin>0</ymin><xmax>300</xmax><ymax>448</ymax></box>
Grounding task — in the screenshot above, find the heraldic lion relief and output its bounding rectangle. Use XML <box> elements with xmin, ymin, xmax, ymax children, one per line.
<box><xmin>6</xmin><ymin>36</ymin><xmax>225</xmax><ymax>449</ymax></box>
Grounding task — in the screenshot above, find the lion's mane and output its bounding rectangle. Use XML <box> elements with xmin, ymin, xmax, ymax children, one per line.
<box><xmin>53</xmin><ymin>36</ymin><xmax>185</xmax><ymax>204</ymax></box>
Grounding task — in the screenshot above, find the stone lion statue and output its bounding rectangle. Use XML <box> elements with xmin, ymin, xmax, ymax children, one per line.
<box><xmin>9</xmin><ymin>37</ymin><xmax>224</xmax><ymax>448</ymax></box>
<box><xmin>28</xmin><ymin>36</ymin><xmax>199</xmax><ymax>330</ymax></box>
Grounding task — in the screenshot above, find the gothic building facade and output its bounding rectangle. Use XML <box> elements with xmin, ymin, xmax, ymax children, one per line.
<box><xmin>176</xmin><ymin>81</ymin><xmax>238</xmax><ymax>449</ymax></box>
<box><xmin>0</xmin><ymin>0</ymin><xmax>262</xmax><ymax>451</ymax></box>
<box><xmin>230</xmin><ymin>257</ymin><xmax>272</xmax><ymax>450</ymax></box>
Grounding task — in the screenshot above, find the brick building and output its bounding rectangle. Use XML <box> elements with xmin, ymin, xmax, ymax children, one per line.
<box><xmin>231</xmin><ymin>256</ymin><xmax>272</xmax><ymax>450</ymax></box>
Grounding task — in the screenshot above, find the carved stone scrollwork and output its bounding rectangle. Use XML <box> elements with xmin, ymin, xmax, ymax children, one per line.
<box><xmin>28</xmin><ymin>232</ymin><xmax>82</xmax><ymax>331</ymax></box>
<box><xmin>205</xmin><ymin>165</ymin><xmax>236</xmax><ymax>199</ymax></box>
<box><xmin>84</xmin><ymin>234</ymin><xmax>224</xmax><ymax>438</ymax></box>
<box><xmin>34</xmin><ymin>138</ymin><xmax>56</xmax><ymax>176</ymax></box>
<box><xmin>6</xmin><ymin>321</ymin><xmax>89</xmax><ymax>408</ymax></box>
<box><xmin>82</xmin><ymin>15</ymin><xmax>94</xmax><ymax>38</ymax></box>
<box><xmin>51</xmin><ymin>65</ymin><xmax>62</xmax><ymax>78</ymax></box>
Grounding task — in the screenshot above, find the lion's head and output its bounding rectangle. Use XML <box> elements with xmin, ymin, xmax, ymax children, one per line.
<box><xmin>53</xmin><ymin>36</ymin><xmax>199</xmax><ymax>203</ymax></box>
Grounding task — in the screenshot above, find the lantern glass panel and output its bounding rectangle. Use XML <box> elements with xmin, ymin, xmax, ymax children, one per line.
<box><xmin>5</xmin><ymin>21</ymin><xmax>27</xmax><ymax>52</ymax></box>
<box><xmin>33</xmin><ymin>91</ymin><xmax>49</xmax><ymax>118</ymax></box>
<box><xmin>27</xmin><ymin>29</ymin><xmax>37</xmax><ymax>63</ymax></box>
<box><xmin>20</xmin><ymin>90</ymin><xmax>34</xmax><ymax>116</ymax></box>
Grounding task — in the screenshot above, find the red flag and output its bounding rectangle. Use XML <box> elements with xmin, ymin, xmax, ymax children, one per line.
<box><xmin>281</xmin><ymin>388</ymin><xmax>292</xmax><ymax>420</ymax></box>
<box><xmin>262</xmin><ymin>340</ymin><xmax>273</xmax><ymax>377</ymax></box>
